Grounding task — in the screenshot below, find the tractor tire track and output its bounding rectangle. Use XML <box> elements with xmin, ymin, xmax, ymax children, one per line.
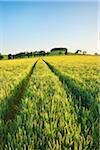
<box><xmin>0</xmin><ymin>60</ymin><xmax>38</xmax><ymax>149</ymax></box>
<box><xmin>43</xmin><ymin>60</ymin><xmax>97</xmax><ymax>109</ymax></box>
<box><xmin>2</xmin><ymin>59</ymin><xmax>38</xmax><ymax>122</ymax></box>
<box><xmin>43</xmin><ymin>60</ymin><xmax>99</xmax><ymax>124</ymax></box>
<box><xmin>43</xmin><ymin>59</ymin><xmax>99</xmax><ymax>149</ymax></box>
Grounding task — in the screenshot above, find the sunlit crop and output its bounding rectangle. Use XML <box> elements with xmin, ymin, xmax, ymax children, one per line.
<box><xmin>0</xmin><ymin>58</ymin><xmax>37</xmax><ymax>102</ymax></box>
<box><xmin>0</xmin><ymin>55</ymin><xmax>99</xmax><ymax>149</ymax></box>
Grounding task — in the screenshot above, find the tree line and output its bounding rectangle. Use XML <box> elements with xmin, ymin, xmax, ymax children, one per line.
<box><xmin>0</xmin><ymin>48</ymin><xmax>99</xmax><ymax>60</ymax></box>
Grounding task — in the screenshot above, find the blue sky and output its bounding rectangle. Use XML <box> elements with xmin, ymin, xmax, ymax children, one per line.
<box><xmin>0</xmin><ymin>1</ymin><xmax>99</xmax><ymax>54</ymax></box>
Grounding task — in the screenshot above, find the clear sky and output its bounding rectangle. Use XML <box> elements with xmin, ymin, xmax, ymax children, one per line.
<box><xmin>0</xmin><ymin>1</ymin><xmax>99</xmax><ymax>54</ymax></box>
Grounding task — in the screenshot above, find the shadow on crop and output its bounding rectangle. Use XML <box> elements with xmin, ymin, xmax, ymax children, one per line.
<box><xmin>0</xmin><ymin>60</ymin><xmax>38</xmax><ymax>148</ymax></box>
<box><xmin>43</xmin><ymin>59</ymin><xmax>99</xmax><ymax>149</ymax></box>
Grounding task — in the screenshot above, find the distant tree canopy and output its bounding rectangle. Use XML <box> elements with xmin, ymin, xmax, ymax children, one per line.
<box><xmin>83</xmin><ymin>51</ymin><xmax>87</xmax><ymax>55</ymax></box>
<box><xmin>39</xmin><ymin>51</ymin><xmax>45</xmax><ymax>54</ymax></box>
<box><xmin>0</xmin><ymin>53</ymin><xmax>3</xmax><ymax>60</ymax></box>
<box><xmin>38</xmin><ymin>51</ymin><xmax>46</xmax><ymax>55</ymax></box>
<box><xmin>26</xmin><ymin>52</ymin><xmax>32</xmax><ymax>58</ymax></box>
<box><xmin>65</xmin><ymin>49</ymin><xmax>67</xmax><ymax>55</ymax></box>
<box><xmin>50</xmin><ymin>48</ymin><xmax>68</xmax><ymax>55</ymax></box>
<box><xmin>33</xmin><ymin>51</ymin><xmax>46</xmax><ymax>56</ymax></box>
<box><xmin>6</xmin><ymin>48</ymin><xmax>69</xmax><ymax>60</ymax></box>
<box><xmin>14</xmin><ymin>52</ymin><xmax>26</xmax><ymax>58</ymax></box>
<box><xmin>13</xmin><ymin>52</ymin><xmax>33</xmax><ymax>58</ymax></box>
<box><xmin>51</xmin><ymin>47</ymin><xmax>67</xmax><ymax>52</ymax></box>
<box><xmin>7</xmin><ymin>51</ymin><xmax>49</xmax><ymax>59</ymax></box>
<box><xmin>75</xmin><ymin>50</ymin><xmax>82</xmax><ymax>54</ymax></box>
<box><xmin>94</xmin><ymin>53</ymin><xmax>98</xmax><ymax>55</ymax></box>
<box><xmin>8</xmin><ymin>54</ymin><xmax>13</xmax><ymax>59</ymax></box>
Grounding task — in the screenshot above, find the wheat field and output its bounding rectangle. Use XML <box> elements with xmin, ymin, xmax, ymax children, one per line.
<box><xmin>0</xmin><ymin>55</ymin><xmax>99</xmax><ymax>149</ymax></box>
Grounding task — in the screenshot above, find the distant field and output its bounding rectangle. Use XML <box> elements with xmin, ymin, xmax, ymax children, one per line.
<box><xmin>0</xmin><ymin>55</ymin><xmax>99</xmax><ymax>149</ymax></box>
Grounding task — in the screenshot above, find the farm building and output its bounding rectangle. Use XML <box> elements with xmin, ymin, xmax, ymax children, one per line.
<box><xmin>50</xmin><ymin>48</ymin><xmax>68</xmax><ymax>55</ymax></box>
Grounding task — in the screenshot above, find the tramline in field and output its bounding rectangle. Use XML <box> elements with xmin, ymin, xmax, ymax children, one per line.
<box><xmin>0</xmin><ymin>58</ymin><xmax>38</xmax><ymax>102</ymax></box>
<box><xmin>0</xmin><ymin>55</ymin><xmax>99</xmax><ymax>149</ymax></box>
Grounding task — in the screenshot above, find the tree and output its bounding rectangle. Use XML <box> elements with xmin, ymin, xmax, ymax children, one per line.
<box><xmin>65</xmin><ymin>49</ymin><xmax>68</xmax><ymax>55</ymax></box>
<box><xmin>30</xmin><ymin>52</ymin><xmax>32</xmax><ymax>57</ymax></box>
<box><xmin>75</xmin><ymin>50</ymin><xmax>82</xmax><ymax>54</ymax></box>
<box><xmin>83</xmin><ymin>51</ymin><xmax>87</xmax><ymax>55</ymax></box>
<box><xmin>0</xmin><ymin>53</ymin><xmax>3</xmax><ymax>60</ymax></box>
<box><xmin>94</xmin><ymin>53</ymin><xmax>98</xmax><ymax>55</ymax></box>
<box><xmin>8</xmin><ymin>54</ymin><xmax>12</xmax><ymax>59</ymax></box>
<box><xmin>27</xmin><ymin>52</ymin><xmax>30</xmax><ymax>58</ymax></box>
